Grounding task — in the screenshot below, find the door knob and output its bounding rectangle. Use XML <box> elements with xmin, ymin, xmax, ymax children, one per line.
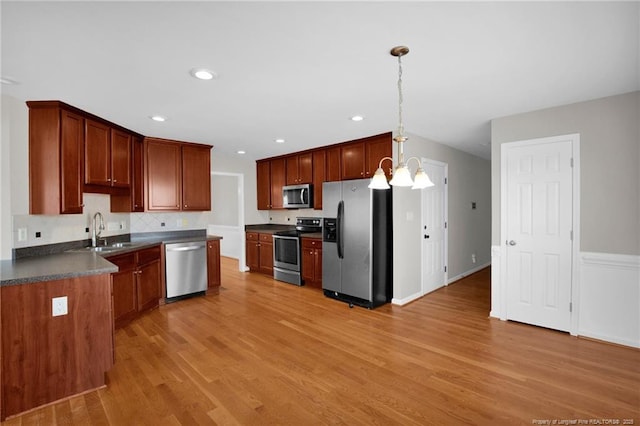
<box><xmin>424</xmin><ymin>235</ymin><xmax>430</xmax><ymax>239</ymax></box>
<box><xmin>508</xmin><ymin>240</ymin><xmax>517</xmax><ymax>246</ymax></box>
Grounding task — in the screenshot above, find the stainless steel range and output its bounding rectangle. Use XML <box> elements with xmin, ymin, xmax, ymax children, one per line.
<box><xmin>273</xmin><ymin>217</ymin><xmax>322</xmax><ymax>286</ymax></box>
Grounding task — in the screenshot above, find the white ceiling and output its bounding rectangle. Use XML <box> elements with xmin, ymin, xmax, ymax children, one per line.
<box><xmin>2</xmin><ymin>1</ymin><xmax>638</xmax><ymax>161</ymax></box>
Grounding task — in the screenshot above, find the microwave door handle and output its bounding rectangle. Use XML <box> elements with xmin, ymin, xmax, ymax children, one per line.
<box><xmin>301</xmin><ymin>188</ymin><xmax>306</xmax><ymax>205</ymax></box>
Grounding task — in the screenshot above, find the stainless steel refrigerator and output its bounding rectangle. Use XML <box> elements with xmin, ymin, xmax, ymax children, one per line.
<box><xmin>322</xmin><ymin>179</ymin><xmax>393</xmax><ymax>308</ymax></box>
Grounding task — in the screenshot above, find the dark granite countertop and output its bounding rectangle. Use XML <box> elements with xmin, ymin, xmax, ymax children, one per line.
<box><xmin>245</xmin><ymin>224</ymin><xmax>296</xmax><ymax>234</ymax></box>
<box><xmin>1</xmin><ymin>231</ymin><xmax>223</xmax><ymax>287</ymax></box>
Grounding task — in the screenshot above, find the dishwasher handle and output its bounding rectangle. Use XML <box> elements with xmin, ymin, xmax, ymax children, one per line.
<box><xmin>166</xmin><ymin>245</ymin><xmax>204</xmax><ymax>252</ymax></box>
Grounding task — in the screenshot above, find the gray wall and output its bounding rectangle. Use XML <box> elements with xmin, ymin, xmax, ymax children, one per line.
<box><xmin>491</xmin><ymin>91</ymin><xmax>640</xmax><ymax>256</ymax></box>
<box><xmin>393</xmin><ymin>133</ymin><xmax>492</xmax><ymax>301</ymax></box>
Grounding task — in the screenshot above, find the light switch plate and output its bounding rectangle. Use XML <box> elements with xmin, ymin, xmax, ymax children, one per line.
<box><xmin>52</xmin><ymin>296</ymin><xmax>68</xmax><ymax>316</ymax></box>
<box><xmin>18</xmin><ymin>228</ymin><xmax>27</xmax><ymax>242</ymax></box>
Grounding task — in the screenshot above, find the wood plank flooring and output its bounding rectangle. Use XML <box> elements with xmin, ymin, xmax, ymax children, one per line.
<box><xmin>4</xmin><ymin>257</ymin><xmax>639</xmax><ymax>425</ymax></box>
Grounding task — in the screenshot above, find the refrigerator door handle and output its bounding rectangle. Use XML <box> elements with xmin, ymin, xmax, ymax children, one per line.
<box><xmin>337</xmin><ymin>200</ymin><xmax>344</xmax><ymax>259</ymax></box>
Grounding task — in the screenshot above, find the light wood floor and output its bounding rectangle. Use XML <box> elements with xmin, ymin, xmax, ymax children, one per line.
<box><xmin>4</xmin><ymin>257</ymin><xmax>639</xmax><ymax>425</ymax></box>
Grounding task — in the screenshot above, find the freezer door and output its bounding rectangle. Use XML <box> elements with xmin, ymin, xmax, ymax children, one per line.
<box><xmin>340</xmin><ymin>179</ymin><xmax>372</xmax><ymax>301</ymax></box>
<box><xmin>322</xmin><ymin>181</ymin><xmax>343</xmax><ymax>293</ymax></box>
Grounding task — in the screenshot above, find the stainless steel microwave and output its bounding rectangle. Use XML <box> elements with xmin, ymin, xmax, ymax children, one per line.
<box><xmin>282</xmin><ymin>184</ymin><xmax>313</xmax><ymax>209</ymax></box>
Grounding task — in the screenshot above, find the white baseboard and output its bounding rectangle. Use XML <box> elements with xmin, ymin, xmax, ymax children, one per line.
<box><xmin>447</xmin><ymin>262</ymin><xmax>491</xmax><ymax>284</ymax></box>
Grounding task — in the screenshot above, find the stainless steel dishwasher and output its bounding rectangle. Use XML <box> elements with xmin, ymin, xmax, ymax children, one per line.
<box><xmin>165</xmin><ymin>240</ymin><xmax>207</xmax><ymax>302</ymax></box>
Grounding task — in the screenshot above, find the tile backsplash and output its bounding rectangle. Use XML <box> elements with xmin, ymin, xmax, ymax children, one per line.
<box><xmin>12</xmin><ymin>193</ymin><xmax>215</xmax><ymax>250</ymax></box>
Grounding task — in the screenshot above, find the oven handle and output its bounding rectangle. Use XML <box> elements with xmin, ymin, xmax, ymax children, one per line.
<box><xmin>337</xmin><ymin>200</ymin><xmax>344</xmax><ymax>259</ymax></box>
<box><xmin>273</xmin><ymin>235</ymin><xmax>299</xmax><ymax>241</ymax></box>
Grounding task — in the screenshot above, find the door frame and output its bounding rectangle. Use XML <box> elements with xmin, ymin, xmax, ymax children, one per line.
<box><xmin>499</xmin><ymin>134</ymin><xmax>581</xmax><ymax>335</ymax></box>
<box><xmin>211</xmin><ymin>171</ymin><xmax>247</xmax><ymax>272</ymax></box>
<box><xmin>420</xmin><ymin>158</ymin><xmax>449</xmax><ymax>295</ymax></box>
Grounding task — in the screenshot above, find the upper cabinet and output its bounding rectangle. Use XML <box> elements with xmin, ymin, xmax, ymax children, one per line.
<box><xmin>145</xmin><ymin>138</ymin><xmax>212</xmax><ymax>212</ymax></box>
<box><xmin>340</xmin><ymin>133</ymin><xmax>392</xmax><ymax>180</ymax></box>
<box><xmin>84</xmin><ymin>120</ymin><xmax>132</xmax><ymax>191</ymax></box>
<box><xmin>256</xmin><ymin>160</ymin><xmax>271</xmax><ymax>210</ymax></box>
<box><xmin>111</xmin><ymin>135</ymin><xmax>144</xmax><ymax>213</ymax></box>
<box><xmin>285</xmin><ymin>152</ymin><xmax>313</xmax><ymax>185</ymax></box>
<box><xmin>270</xmin><ymin>158</ymin><xmax>286</xmax><ymax>209</ymax></box>
<box><xmin>256</xmin><ymin>158</ymin><xmax>286</xmax><ymax>210</ymax></box>
<box><xmin>28</xmin><ymin>101</ymin><xmax>85</xmax><ymax>214</ymax></box>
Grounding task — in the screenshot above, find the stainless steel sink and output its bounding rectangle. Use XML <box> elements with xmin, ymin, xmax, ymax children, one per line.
<box><xmin>110</xmin><ymin>242</ymin><xmax>135</xmax><ymax>248</ymax></box>
<box><xmin>83</xmin><ymin>246</ymin><xmax>119</xmax><ymax>252</ymax></box>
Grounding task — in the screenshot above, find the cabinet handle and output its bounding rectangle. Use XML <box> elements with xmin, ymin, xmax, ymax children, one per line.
<box><xmin>107</xmin><ymin>178</ymin><xmax>111</xmax><ymax>182</ymax></box>
<box><xmin>184</xmin><ymin>205</ymin><xmax>188</xmax><ymax>208</ymax></box>
<box><xmin>113</xmin><ymin>179</ymin><xmax>117</xmax><ymax>183</ymax></box>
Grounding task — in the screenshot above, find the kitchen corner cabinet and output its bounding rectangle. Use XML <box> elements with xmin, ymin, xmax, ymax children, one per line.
<box><xmin>145</xmin><ymin>138</ymin><xmax>212</xmax><ymax>212</ymax></box>
<box><xmin>28</xmin><ymin>102</ymin><xmax>84</xmax><ymax>214</ymax></box>
<box><xmin>285</xmin><ymin>152</ymin><xmax>313</xmax><ymax>185</ymax></box>
<box><xmin>246</xmin><ymin>232</ymin><xmax>273</xmax><ymax>275</ymax></box>
<box><xmin>110</xmin><ymin>135</ymin><xmax>144</xmax><ymax>213</ymax></box>
<box><xmin>256</xmin><ymin>158</ymin><xmax>285</xmax><ymax>210</ymax></box>
<box><xmin>207</xmin><ymin>239</ymin><xmax>221</xmax><ymax>293</ymax></box>
<box><xmin>84</xmin><ymin>120</ymin><xmax>132</xmax><ymax>190</ymax></box>
<box><xmin>301</xmin><ymin>237</ymin><xmax>322</xmax><ymax>288</ymax></box>
<box><xmin>340</xmin><ymin>133</ymin><xmax>392</xmax><ymax>180</ymax></box>
<box><xmin>108</xmin><ymin>245</ymin><xmax>161</xmax><ymax>329</ymax></box>
<box><xmin>312</xmin><ymin>149</ymin><xmax>325</xmax><ymax>210</ymax></box>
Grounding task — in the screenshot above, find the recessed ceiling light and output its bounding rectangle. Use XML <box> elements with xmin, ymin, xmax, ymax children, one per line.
<box><xmin>237</xmin><ymin>150</ymin><xmax>246</xmax><ymax>155</ymax></box>
<box><xmin>350</xmin><ymin>115</ymin><xmax>364</xmax><ymax>122</ymax></box>
<box><xmin>275</xmin><ymin>139</ymin><xmax>285</xmax><ymax>144</ymax></box>
<box><xmin>190</xmin><ymin>68</ymin><xmax>217</xmax><ymax>80</ymax></box>
<box><xmin>150</xmin><ymin>115</ymin><xmax>167</xmax><ymax>122</ymax></box>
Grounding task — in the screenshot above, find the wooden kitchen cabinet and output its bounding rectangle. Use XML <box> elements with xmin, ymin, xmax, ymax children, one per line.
<box><xmin>325</xmin><ymin>145</ymin><xmax>341</xmax><ymax>182</ymax></box>
<box><xmin>286</xmin><ymin>152</ymin><xmax>313</xmax><ymax>185</ymax></box>
<box><xmin>207</xmin><ymin>239</ymin><xmax>221</xmax><ymax>293</ymax></box>
<box><xmin>340</xmin><ymin>133</ymin><xmax>392</xmax><ymax>180</ymax></box>
<box><xmin>301</xmin><ymin>237</ymin><xmax>322</xmax><ymax>288</ymax></box>
<box><xmin>28</xmin><ymin>101</ymin><xmax>85</xmax><ymax>214</ymax></box>
<box><xmin>312</xmin><ymin>149</ymin><xmax>326</xmax><ymax>210</ymax></box>
<box><xmin>110</xmin><ymin>135</ymin><xmax>145</xmax><ymax>212</ymax></box>
<box><xmin>145</xmin><ymin>138</ymin><xmax>212</xmax><ymax>212</ymax></box>
<box><xmin>182</xmin><ymin>144</ymin><xmax>211</xmax><ymax>211</ymax></box>
<box><xmin>270</xmin><ymin>158</ymin><xmax>286</xmax><ymax>209</ymax></box>
<box><xmin>245</xmin><ymin>232</ymin><xmax>273</xmax><ymax>275</ymax></box>
<box><xmin>84</xmin><ymin>120</ymin><xmax>131</xmax><ymax>190</ymax></box>
<box><xmin>256</xmin><ymin>160</ymin><xmax>271</xmax><ymax>210</ymax></box>
<box><xmin>108</xmin><ymin>245</ymin><xmax>161</xmax><ymax>329</ymax></box>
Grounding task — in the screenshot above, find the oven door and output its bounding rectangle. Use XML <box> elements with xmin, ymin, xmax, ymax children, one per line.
<box><xmin>273</xmin><ymin>234</ymin><xmax>301</xmax><ymax>271</ymax></box>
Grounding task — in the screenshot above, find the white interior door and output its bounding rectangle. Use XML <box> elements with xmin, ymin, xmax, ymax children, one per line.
<box><xmin>504</xmin><ymin>138</ymin><xmax>573</xmax><ymax>332</ymax></box>
<box><xmin>421</xmin><ymin>159</ymin><xmax>447</xmax><ymax>295</ymax></box>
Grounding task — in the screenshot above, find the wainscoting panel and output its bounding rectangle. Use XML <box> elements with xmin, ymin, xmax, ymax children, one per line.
<box><xmin>578</xmin><ymin>252</ymin><xmax>640</xmax><ymax>348</ymax></box>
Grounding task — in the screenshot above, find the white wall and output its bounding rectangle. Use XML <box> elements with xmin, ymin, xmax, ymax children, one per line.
<box><xmin>391</xmin><ymin>132</ymin><xmax>492</xmax><ymax>302</ymax></box>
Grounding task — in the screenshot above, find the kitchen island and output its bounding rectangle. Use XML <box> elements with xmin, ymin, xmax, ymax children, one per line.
<box><xmin>0</xmin><ymin>230</ymin><xmax>223</xmax><ymax>421</ymax></box>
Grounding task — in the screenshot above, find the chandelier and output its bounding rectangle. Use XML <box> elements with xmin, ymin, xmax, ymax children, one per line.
<box><xmin>369</xmin><ymin>46</ymin><xmax>434</xmax><ymax>190</ymax></box>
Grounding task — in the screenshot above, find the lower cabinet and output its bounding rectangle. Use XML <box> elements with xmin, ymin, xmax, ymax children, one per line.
<box><xmin>108</xmin><ymin>245</ymin><xmax>161</xmax><ymax>329</ymax></box>
<box><xmin>301</xmin><ymin>237</ymin><xmax>322</xmax><ymax>288</ymax></box>
<box><xmin>246</xmin><ymin>232</ymin><xmax>273</xmax><ymax>275</ymax></box>
<box><xmin>207</xmin><ymin>239</ymin><xmax>221</xmax><ymax>293</ymax></box>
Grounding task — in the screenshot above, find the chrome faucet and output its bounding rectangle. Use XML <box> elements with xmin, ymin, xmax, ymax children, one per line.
<box><xmin>91</xmin><ymin>212</ymin><xmax>105</xmax><ymax>247</ymax></box>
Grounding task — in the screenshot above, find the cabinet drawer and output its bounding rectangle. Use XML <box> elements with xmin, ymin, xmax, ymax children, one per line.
<box><xmin>246</xmin><ymin>232</ymin><xmax>259</xmax><ymax>241</ymax></box>
<box><xmin>302</xmin><ymin>238</ymin><xmax>322</xmax><ymax>249</ymax></box>
<box><xmin>259</xmin><ymin>233</ymin><xmax>272</xmax><ymax>242</ymax></box>
<box><xmin>137</xmin><ymin>245</ymin><xmax>161</xmax><ymax>265</ymax></box>
<box><xmin>106</xmin><ymin>252</ymin><xmax>136</xmax><ymax>270</ymax></box>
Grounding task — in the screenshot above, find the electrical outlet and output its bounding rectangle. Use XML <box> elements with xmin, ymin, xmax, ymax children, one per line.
<box><xmin>52</xmin><ymin>296</ymin><xmax>68</xmax><ymax>316</ymax></box>
<box><xmin>35</xmin><ymin>231</ymin><xmax>41</xmax><ymax>238</ymax></box>
<box><xmin>18</xmin><ymin>228</ymin><xmax>27</xmax><ymax>242</ymax></box>
<box><xmin>120</xmin><ymin>221</ymin><xmax>126</xmax><ymax>230</ymax></box>
<box><xmin>471</xmin><ymin>253</ymin><xmax>477</xmax><ymax>264</ymax></box>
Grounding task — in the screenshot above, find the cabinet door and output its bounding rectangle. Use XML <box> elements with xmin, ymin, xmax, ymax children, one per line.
<box><xmin>111</xmin><ymin>129</ymin><xmax>131</xmax><ymax>188</ymax></box>
<box><xmin>85</xmin><ymin>119</ymin><xmax>111</xmax><ymax>186</ymax></box>
<box><xmin>109</xmin><ymin>253</ymin><xmax>137</xmax><ymax>329</ymax></box>
<box><xmin>314</xmin><ymin>247</ymin><xmax>323</xmax><ymax>287</ymax></box>
<box><xmin>298</xmin><ymin>152</ymin><xmax>313</xmax><ymax>184</ymax></box>
<box><xmin>340</xmin><ymin>141</ymin><xmax>366</xmax><ymax>180</ymax></box>
<box><xmin>365</xmin><ymin>134</ymin><xmax>392</xmax><ymax>179</ymax></box>
<box><xmin>256</xmin><ymin>160</ymin><xmax>271</xmax><ymax>210</ymax></box>
<box><xmin>285</xmin><ymin>155</ymin><xmax>299</xmax><ymax>185</ymax></box>
<box><xmin>182</xmin><ymin>144</ymin><xmax>211</xmax><ymax>211</ymax></box>
<box><xmin>207</xmin><ymin>240</ymin><xmax>221</xmax><ymax>292</ymax></box>
<box><xmin>270</xmin><ymin>158</ymin><xmax>286</xmax><ymax>209</ymax></box>
<box><xmin>246</xmin><ymin>239</ymin><xmax>260</xmax><ymax>270</ymax></box>
<box><xmin>259</xmin><ymin>240</ymin><xmax>274</xmax><ymax>275</ymax></box>
<box><xmin>60</xmin><ymin>110</ymin><xmax>85</xmax><ymax>214</ymax></box>
<box><xmin>301</xmin><ymin>245</ymin><xmax>315</xmax><ymax>283</ymax></box>
<box><xmin>325</xmin><ymin>146</ymin><xmax>341</xmax><ymax>182</ymax></box>
<box><xmin>131</xmin><ymin>136</ymin><xmax>144</xmax><ymax>211</ymax></box>
<box><xmin>137</xmin><ymin>260</ymin><xmax>161</xmax><ymax>313</ymax></box>
<box><xmin>312</xmin><ymin>150</ymin><xmax>325</xmax><ymax>210</ymax></box>
<box><xmin>146</xmin><ymin>139</ymin><xmax>181</xmax><ymax>211</ymax></box>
